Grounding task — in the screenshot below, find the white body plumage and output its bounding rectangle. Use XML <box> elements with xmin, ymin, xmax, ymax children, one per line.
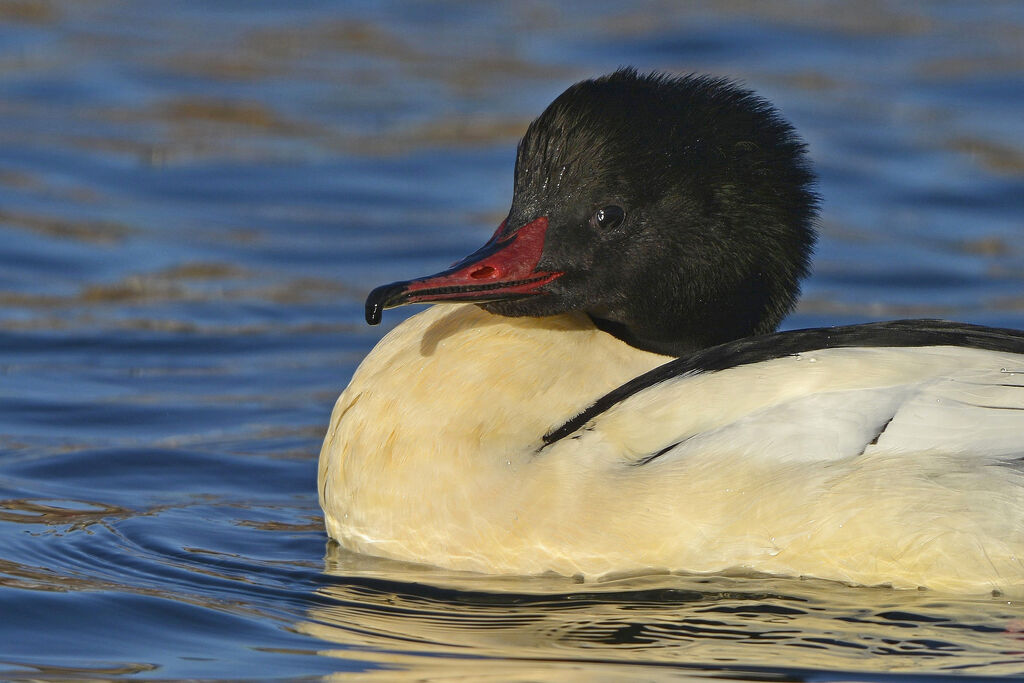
<box><xmin>319</xmin><ymin>304</ymin><xmax>1024</xmax><ymax>595</ymax></box>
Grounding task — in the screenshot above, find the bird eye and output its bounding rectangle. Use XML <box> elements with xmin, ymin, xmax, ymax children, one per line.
<box><xmin>591</xmin><ymin>205</ymin><xmax>625</xmax><ymax>230</ymax></box>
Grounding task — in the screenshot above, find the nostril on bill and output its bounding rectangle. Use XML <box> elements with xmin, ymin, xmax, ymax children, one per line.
<box><xmin>470</xmin><ymin>266</ymin><xmax>497</xmax><ymax>279</ymax></box>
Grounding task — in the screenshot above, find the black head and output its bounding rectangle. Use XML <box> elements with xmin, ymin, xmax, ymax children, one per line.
<box><xmin>365</xmin><ymin>68</ymin><xmax>818</xmax><ymax>356</ymax></box>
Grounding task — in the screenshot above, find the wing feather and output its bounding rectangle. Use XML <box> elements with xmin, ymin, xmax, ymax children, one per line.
<box><xmin>549</xmin><ymin>346</ymin><xmax>1024</xmax><ymax>465</ymax></box>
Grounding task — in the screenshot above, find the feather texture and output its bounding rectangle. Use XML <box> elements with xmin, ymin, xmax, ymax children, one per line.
<box><xmin>320</xmin><ymin>304</ymin><xmax>1024</xmax><ymax>595</ymax></box>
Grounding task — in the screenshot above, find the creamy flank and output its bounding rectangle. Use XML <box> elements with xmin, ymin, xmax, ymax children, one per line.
<box><xmin>320</xmin><ymin>303</ymin><xmax>1024</xmax><ymax>595</ymax></box>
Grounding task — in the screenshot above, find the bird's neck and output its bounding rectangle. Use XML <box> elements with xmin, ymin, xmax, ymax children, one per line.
<box><xmin>588</xmin><ymin>315</ymin><xmax>708</xmax><ymax>358</ymax></box>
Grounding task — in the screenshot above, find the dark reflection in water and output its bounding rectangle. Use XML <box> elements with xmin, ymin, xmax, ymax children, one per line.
<box><xmin>306</xmin><ymin>547</ymin><xmax>1024</xmax><ymax>679</ymax></box>
<box><xmin>0</xmin><ymin>0</ymin><xmax>1023</xmax><ymax>679</ymax></box>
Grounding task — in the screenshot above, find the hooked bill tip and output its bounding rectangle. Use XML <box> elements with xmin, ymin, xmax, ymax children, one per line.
<box><xmin>365</xmin><ymin>300</ymin><xmax>383</xmax><ymax>325</ymax></box>
<box><xmin>364</xmin><ymin>282</ymin><xmax>409</xmax><ymax>325</ymax></box>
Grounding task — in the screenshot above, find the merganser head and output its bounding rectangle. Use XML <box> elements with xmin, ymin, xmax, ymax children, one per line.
<box><xmin>365</xmin><ymin>68</ymin><xmax>818</xmax><ymax>356</ymax></box>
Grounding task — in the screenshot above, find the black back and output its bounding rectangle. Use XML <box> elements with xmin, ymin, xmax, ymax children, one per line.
<box><xmin>542</xmin><ymin>319</ymin><xmax>1024</xmax><ymax>447</ymax></box>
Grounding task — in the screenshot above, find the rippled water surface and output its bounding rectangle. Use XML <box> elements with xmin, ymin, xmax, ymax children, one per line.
<box><xmin>2</xmin><ymin>1</ymin><xmax>1024</xmax><ymax>680</ymax></box>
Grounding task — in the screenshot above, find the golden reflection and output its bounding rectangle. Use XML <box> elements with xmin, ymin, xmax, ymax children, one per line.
<box><xmin>0</xmin><ymin>660</ymin><xmax>159</xmax><ymax>678</ymax></box>
<box><xmin>299</xmin><ymin>543</ymin><xmax>1024</xmax><ymax>678</ymax></box>
<box><xmin>0</xmin><ymin>256</ymin><xmax>370</xmax><ymax>333</ymax></box>
<box><xmin>947</xmin><ymin>137</ymin><xmax>1024</xmax><ymax>177</ymax></box>
<box><xmin>0</xmin><ymin>498</ymin><xmax>132</xmax><ymax>528</ymax></box>
<box><xmin>0</xmin><ymin>0</ymin><xmax>58</xmax><ymax>24</ymax></box>
<box><xmin>0</xmin><ymin>208</ymin><xmax>134</xmax><ymax>244</ymax></box>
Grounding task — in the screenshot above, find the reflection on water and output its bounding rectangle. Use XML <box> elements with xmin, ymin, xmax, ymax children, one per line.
<box><xmin>1</xmin><ymin>0</ymin><xmax>1023</xmax><ymax>679</ymax></box>
<box><xmin>306</xmin><ymin>545</ymin><xmax>1024</xmax><ymax>679</ymax></box>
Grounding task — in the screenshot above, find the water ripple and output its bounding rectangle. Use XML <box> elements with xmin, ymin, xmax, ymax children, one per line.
<box><xmin>1</xmin><ymin>0</ymin><xmax>1023</xmax><ymax>679</ymax></box>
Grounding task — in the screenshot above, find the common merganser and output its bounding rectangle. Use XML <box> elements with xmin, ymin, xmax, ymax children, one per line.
<box><xmin>319</xmin><ymin>69</ymin><xmax>1024</xmax><ymax>595</ymax></box>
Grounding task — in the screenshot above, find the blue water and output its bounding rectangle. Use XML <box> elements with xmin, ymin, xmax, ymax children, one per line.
<box><xmin>1</xmin><ymin>1</ymin><xmax>1023</xmax><ymax>679</ymax></box>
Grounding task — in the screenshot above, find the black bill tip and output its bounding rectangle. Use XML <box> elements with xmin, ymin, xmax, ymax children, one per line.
<box><xmin>364</xmin><ymin>282</ymin><xmax>410</xmax><ymax>325</ymax></box>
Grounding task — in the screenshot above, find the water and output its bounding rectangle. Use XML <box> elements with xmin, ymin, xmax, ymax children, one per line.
<box><xmin>1</xmin><ymin>0</ymin><xmax>1023</xmax><ymax>679</ymax></box>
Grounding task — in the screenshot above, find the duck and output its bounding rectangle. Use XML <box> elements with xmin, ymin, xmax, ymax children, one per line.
<box><xmin>319</xmin><ymin>68</ymin><xmax>1024</xmax><ymax>595</ymax></box>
